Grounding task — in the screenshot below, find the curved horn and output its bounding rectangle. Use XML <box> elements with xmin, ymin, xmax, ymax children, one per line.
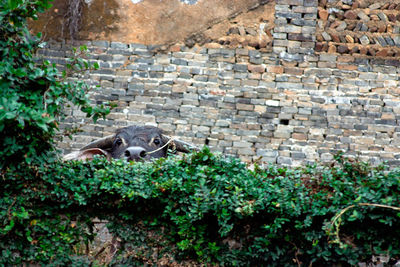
<box><xmin>172</xmin><ymin>137</ymin><xmax>199</xmax><ymax>153</ymax></box>
<box><xmin>81</xmin><ymin>134</ymin><xmax>115</xmax><ymax>151</ymax></box>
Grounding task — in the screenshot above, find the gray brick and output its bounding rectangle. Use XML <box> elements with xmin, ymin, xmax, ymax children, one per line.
<box><xmin>130</xmin><ymin>43</ymin><xmax>148</xmax><ymax>50</ymax></box>
<box><xmin>111</xmin><ymin>42</ymin><xmax>129</xmax><ymax>49</ymax></box>
<box><xmin>276</xmin><ymin>0</ymin><xmax>303</xmax><ymax>5</ymax></box>
<box><xmin>92</xmin><ymin>41</ymin><xmax>110</xmax><ymax>47</ymax></box>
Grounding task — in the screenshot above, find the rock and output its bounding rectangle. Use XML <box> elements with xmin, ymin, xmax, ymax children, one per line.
<box><xmin>322</xmin><ymin>32</ymin><xmax>331</xmax><ymax>41</ymax></box>
<box><xmin>359</xmin><ymin>35</ymin><xmax>370</xmax><ymax>45</ymax></box>
<box><xmin>315</xmin><ymin>42</ymin><xmax>325</xmax><ymax>52</ymax></box>
<box><xmin>331</xmin><ymin>33</ymin><xmax>340</xmax><ymax>43</ymax></box>
<box><xmin>344</xmin><ymin>10</ymin><xmax>357</xmax><ymax>19</ymax></box>
<box><xmin>369</xmin><ymin>2</ymin><xmax>382</xmax><ymax>10</ymax></box>
<box><xmin>378</xmin><ymin>24</ymin><xmax>386</xmax><ymax>33</ymax></box>
<box><xmin>388</xmin><ymin>14</ymin><xmax>397</xmax><ymax>22</ymax></box>
<box><xmin>352</xmin><ymin>0</ymin><xmax>359</xmax><ymax>8</ymax></box>
<box><xmin>360</xmin><ymin>46</ymin><xmax>368</xmax><ymax>55</ymax></box>
<box><xmin>377</xmin><ymin>36</ymin><xmax>388</xmax><ymax>46</ymax></box>
<box><xmin>328</xmin><ymin>44</ymin><xmax>337</xmax><ymax>53</ymax></box>
<box><xmin>357</xmin><ymin>11</ymin><xmax>370</xmax><ymax>22</ymax></box>
<box><xmin>319</xmin><ymin>9</ymin><xmax>329</xmax><ymax>20</ymax></box>
<box><xmin>336</xmin><ymin>21</ymin><xmax>347</xmax><ymax>31</ymax></box>
<box><xmin>346</xmin><ymin>21</ymin><xmax>356</xmax><ymax>30</ymax></box>
<box><xmin>246</xmin><ymin>27</ymin><xmax>257</xmax><ymax>36</ymax></box>
<box><xmin>368</xmin><ymin>48</ymin><xmax>376</xmax><ymax>56</ymax></box>
<box><xmin>360</xmin><ymin>23</ymin><xmax>368</xmax><ymax>32</ymax></box>
<box><xmin>337</xmin><ymin>45</ymin><xmax>349</xmax><ymax>53</ymax></box>
<box><xmin>378</xmin><ymin>12</ymin><xmax>388</xmax><ymax>22</ymax></box>
<box><xmin>393</xmin><ymin>36</ymin><xmax>400</xmax><ymax>46</ymax></box>
<box><xmin>350</xmin><ymin>46</ymin><xmax>359</xmax><ymax>54</ymax></box>
<box><xmin>345</xmin><ymin>35</ymin><xmax>354</xmax><ymax>43</ymax></box>
<box><xmin>369</xmin><ymin>26</ymin><xmax>378</xmax><ymax>32</ymax></box>
<box><xmin>238</xmin><ymin>26</ymin><xmax>246</xmax><ymax>36</ymax></box>
<box><xmin>376</xmin><ymin>48</ymin><xmax>388</xmax><ymax>57</ymax></box>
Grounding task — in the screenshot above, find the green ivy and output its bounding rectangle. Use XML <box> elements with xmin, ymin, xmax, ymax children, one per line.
<box><xmin>2</xmin><ymin>149</ymin><xmax>400</xmax><ymax>265</ymax></box>
<box><xmin>0</xmin><ymin>0</ymin><xmax>112</xmax><ymax>169</ymax></box>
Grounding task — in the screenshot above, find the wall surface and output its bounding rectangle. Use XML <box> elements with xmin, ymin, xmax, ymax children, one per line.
<box><xmin>30</xmin><ymin>0</ymin><xmax>275</xmax><ymax>48</ymax></box>
<box><xmin>37</xmin><ymin>0</ymin><xmax>400</xmax><ymax>166</ymax></box>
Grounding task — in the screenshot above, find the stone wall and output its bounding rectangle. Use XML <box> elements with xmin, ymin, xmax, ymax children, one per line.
<box><xmin>39</xmin><ymin>0</ymin><xmax>400</xmax><ymax>166</ymax></box>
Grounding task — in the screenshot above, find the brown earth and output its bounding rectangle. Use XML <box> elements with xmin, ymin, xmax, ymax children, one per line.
<box><xmin>29</xmin><ymin>0</ymin><xmax>274</xmax><ymax>49</ymax></box>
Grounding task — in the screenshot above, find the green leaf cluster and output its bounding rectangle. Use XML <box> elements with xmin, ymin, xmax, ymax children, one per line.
<box><xmin>2</xmin><ymin>149</ymin><xmax>400</xmax><ymax>266</ymax></box>
<box><xmin>0</xmin><ymin>0</ymin><xmax>111</xmax><ymax>169</ymax></box>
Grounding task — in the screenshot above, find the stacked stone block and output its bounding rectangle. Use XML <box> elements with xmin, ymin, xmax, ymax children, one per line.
<box><xmin>316</xmin><ymin>0</ymin><xmax>400</xmax><ymax>61</ymax></box>
<box><xmin>37</xmin><ymin>0</ymin><xmax>400</xmax><ymax>167</ymax></box>
<box><xmin>274</xmin><ymin>0</ymin><xmax>318</xmax><ymax>56</ymax></box>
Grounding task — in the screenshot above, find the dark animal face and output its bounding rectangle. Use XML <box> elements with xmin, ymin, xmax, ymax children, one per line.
<box><xmin>111</xmin><ymin>126</ymin><xmax>168</xmax><ymax>161</ymax></box>
<box><xmin>65</xmin><ymin>125</ymin><xmax>196</xmax><ymax>162</ymax></box>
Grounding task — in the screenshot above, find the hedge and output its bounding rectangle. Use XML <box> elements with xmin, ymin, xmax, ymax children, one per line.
<box><xmin>2</xmin><ymin>148</ymin><xmax>400</xmax><ymax>266</ymax></box>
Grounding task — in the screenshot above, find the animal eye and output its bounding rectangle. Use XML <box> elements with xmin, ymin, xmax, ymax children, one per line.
<box><xmin>115</xmin><ymin>138</ymin><xmax>123</xmax><ymax>146</ymax></box>
<box><xmin>153</xmin><ymin>139</ymin><xmax>160</xmax><ymax>145</ymax></box>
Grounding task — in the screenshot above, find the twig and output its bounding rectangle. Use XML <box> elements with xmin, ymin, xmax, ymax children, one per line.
<box><xmin>328</xmin><ymin>203</ymin><xmax>400</xmax><ymax>246</ymax></box>
<box><xmin>7</xmin><ymin>197</ymin><xmax>17</xmax><ymax>220</ymax></box>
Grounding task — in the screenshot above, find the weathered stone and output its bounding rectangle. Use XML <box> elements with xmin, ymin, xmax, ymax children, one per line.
<box><xmin>378</xmin><ymin>24</ymin><xmax>387</xmax><ymax>33</ymax></box>
<box><xmin>328</xmin><ymin>44</ymin><xmax>336</xmax><ymax>53</ymax></box>
<box><xmin>345</xmin><ymin>35</ymin><xmax>354</xmax><ymax>43</ymax></box>
<box><xmin>248</xmin><ymin>64</ymin><xmax>265</xmax><ymax>73</ymax></box>
<box><xmin>337</xmin><ymin>45</ymin><xmax>349</xmax><ymax>54</ymax></box>
<box><xmin>267</xmin><ymin>65</ymin><xmax>284</xmax><ymax>74</ymax></box>
<box><xmin>376</xmin><ymin>49</ymin><xmax>388</xmax><ymax>57</ymax></box>
<box><xmin>319</xmin><ymin>9</ymin><xmax>329</xmax><ymax>20</ymax></box>
<box><xmin>360</xmin><ymin>23</ymin><xmax>368</xmax><ymax>32</ymax></box>
<box><xmin>357</xmin><ymin>11</ymin><xmax>370</xmax><ymax>22</ymax></box>
<box><xmin>336</xmin><ymin>21</ymin><xmax>347</xmax><ymax>31</ymax></box>
<box><xmin>344</xmin><ymin>10</ymin><xmax>357</xmax><ymax>19</ymax></box>
<box><xmin>393</xmin><ymin>36</ymin><xmax>400</xmax><ymax>46</ymax></box>
<box><xmin>377</xmin><ymin>12</ymin><xmax>388</xmax><ymax>22</ymax></box>
<box><xmin>288</xmin><ymin>33</ymin><xmax>314</xmax><ymax>41</ymax></box>
<box><xmin>330</xmin><ymin>33</ymin><xmax>340</xmax><ymax>43</ymax></box>
<box><xmin>385</xmin><ymin>37</ymin><xmax>395</xmax><ymax>46</ymax></box>
<box><xmin>388</xmin><ymin>14</ymin><xmax>397</xmax><ymax>23</ymax></box>
<box><xmin>377</xmin><ymin>36</ymin><xmax>388</xmax><ymax>46</ymax></box>
<box><xmin>321</xmin><ymin>32</ymin><xmax>331</xmax><ymax>41</ymax></box>
<box><xmin>359</xmin><ymin>35</ymin><xmax>370</xmax><ymax>45</ymax></box>
<box><xmin>369</xmin><ymin>2</ymin><xmax>383</xmax><ymax>10</ymax></box>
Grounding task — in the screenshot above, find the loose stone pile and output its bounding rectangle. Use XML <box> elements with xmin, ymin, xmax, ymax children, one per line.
<box><xmin>317</xmin><ymin>0</ymin><xmax>400</xmax><ymax>59</ymax></box>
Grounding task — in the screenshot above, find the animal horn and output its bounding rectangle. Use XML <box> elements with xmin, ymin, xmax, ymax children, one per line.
<box><xmin>81</xmin><ymin>134</ymin><xmax>115</xmax><ymax>151</ymax></box>
<box><xmin>172</xmin><ymin>138</ymin><xmax>199</xmax><ymax>153</ymax></box>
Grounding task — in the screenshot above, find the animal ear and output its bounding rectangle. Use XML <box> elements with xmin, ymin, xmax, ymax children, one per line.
<box><xmin>63</xmin><ymin>148</ymin><xmax>111</xmax><ymax>161</ymax></box>
<box><xmin>162</xmin><ymin>135</ymin><xmax>198</xmax><ymax>153</ymax></box>
<box><xmin>81</xmin><ymin>135</ymin><xmax>115</xmax><ymax>151</ymax></box>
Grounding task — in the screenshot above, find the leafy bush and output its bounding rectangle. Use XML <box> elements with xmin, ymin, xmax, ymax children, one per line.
<box><xmin>2</xmin><ymin>149</ymin><xmax>400</xmax><ymax>266</ymax></box>
<box><xmin>0</xmin><ymin>0</ymin><xmax>111</xmax><ymax>169</ymax></box>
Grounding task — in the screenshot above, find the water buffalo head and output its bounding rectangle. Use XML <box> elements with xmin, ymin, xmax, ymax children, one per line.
<box><xmin>64</xmin><ymin>126</ymin><xmax>197</xmax><ymax>161</ymax></box>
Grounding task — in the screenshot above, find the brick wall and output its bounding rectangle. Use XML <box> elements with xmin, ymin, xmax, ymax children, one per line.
<box><xmin>40</xmin><ymin>0</ymin><xmax>400</xmax><ymax>166</ymax></box>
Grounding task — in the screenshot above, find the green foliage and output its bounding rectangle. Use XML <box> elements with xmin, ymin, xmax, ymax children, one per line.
<box><xmin>0</xmin><ymin>0</ymin><xmax>111</xmax><ymax>169</ymax></box>
<box><xmin>2</xmin><ymin>149</ymin><xmax>400</xmax><ymax>265</ymax></box>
